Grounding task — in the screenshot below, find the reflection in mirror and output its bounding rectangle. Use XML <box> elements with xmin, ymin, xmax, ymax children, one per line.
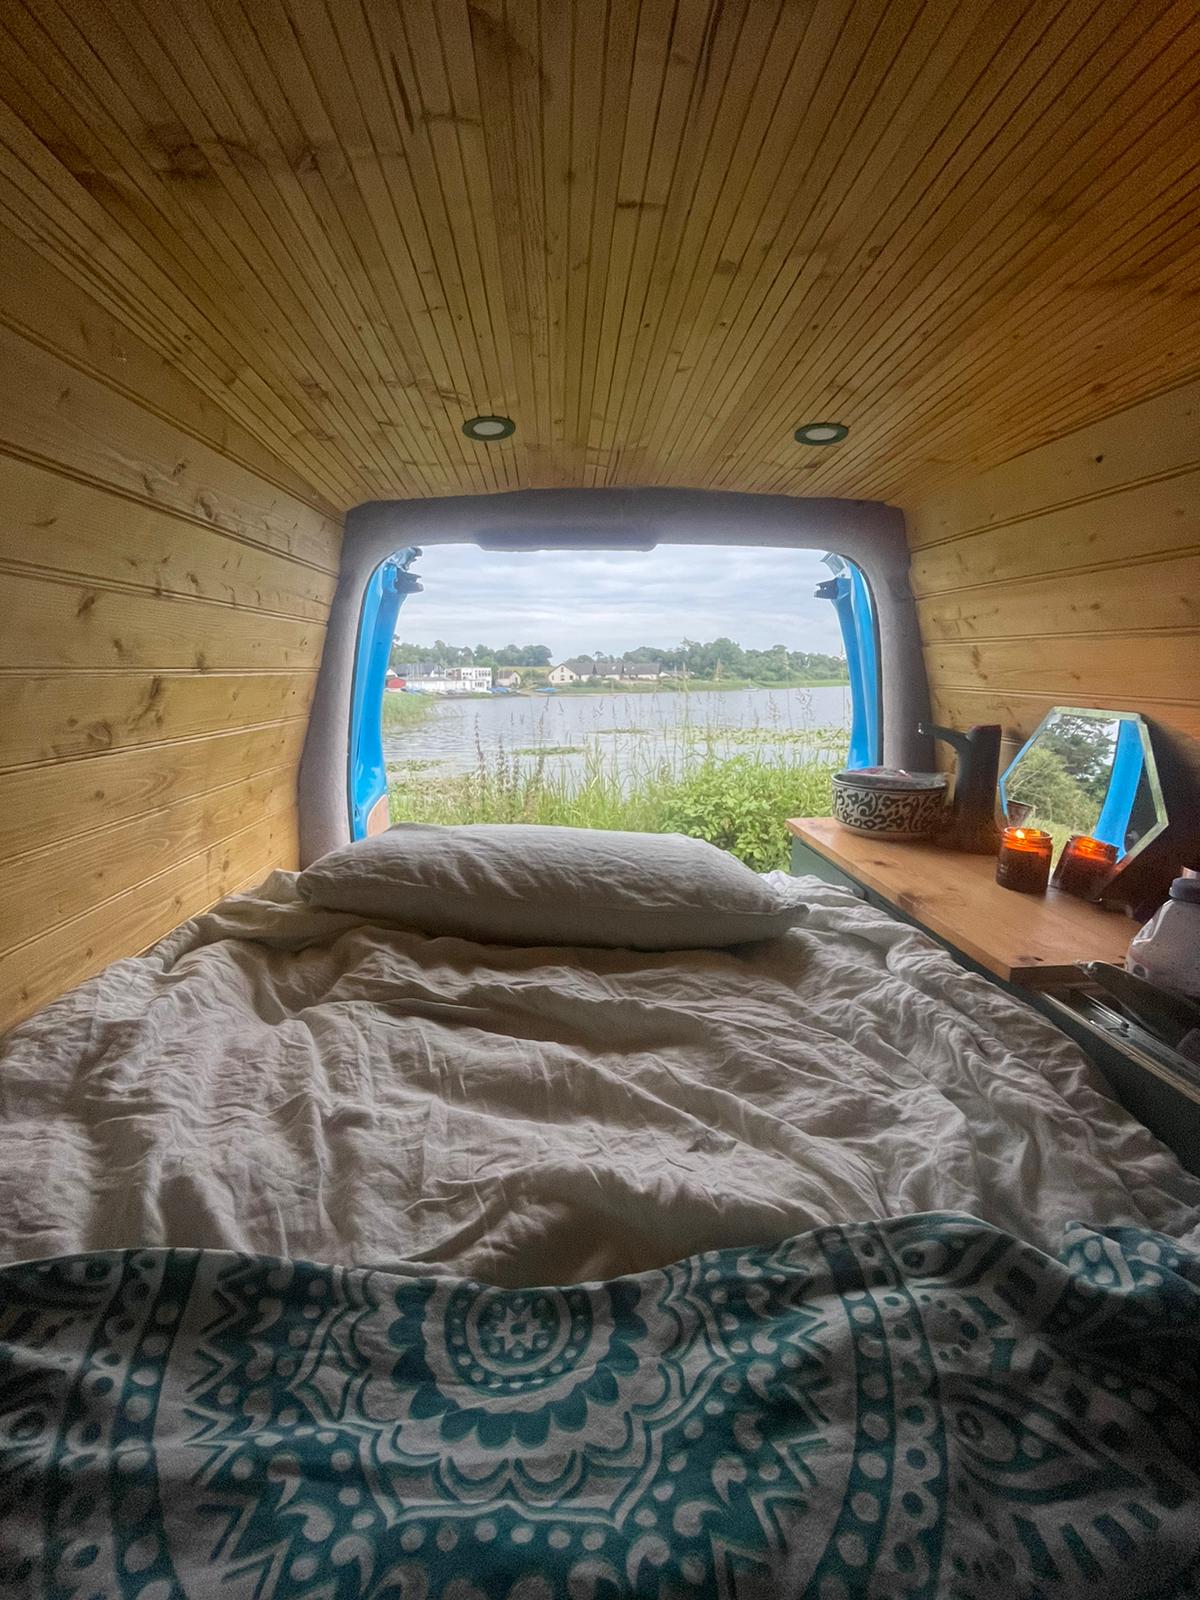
<box><xmin>999</xmin><ymin>708</ymin><xmax>1168</xmax><ymax>869</ymax></box>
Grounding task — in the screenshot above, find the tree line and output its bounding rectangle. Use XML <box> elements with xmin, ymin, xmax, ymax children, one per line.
<box><xmin>391</xmin><ymin>637</ymin><xmax>848</xmax><ymax>682</ymax></box>
<box><xmin>631</xmin><ymin>638</ymin><xmax>848</xmax><ymax>682</ymax></box>
<box><xmin>391</xmin><ymin>641</ymin><xmax>553</xmax><ymax>668</ymax></box>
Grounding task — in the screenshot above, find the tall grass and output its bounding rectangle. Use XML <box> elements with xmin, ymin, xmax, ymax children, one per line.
<box><xmin>387</xmin><ymin>709</ymin><xmax>847</xmax><ymax>871</ymax></box>
<box><xmin>381</xmin><ymin>692</ymin><xmax>438</xmax><ymax>731</ymax></box>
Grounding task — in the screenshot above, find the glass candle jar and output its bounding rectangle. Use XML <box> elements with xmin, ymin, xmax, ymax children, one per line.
<box><xmin>1051</xmin><ymin>834</ymin><xmax>1118</xmax><ymax>899</ymax></box>
<box><xmin>996</xmin><ymin>826</ymin><xmax>1052</xmax><ymax>894</ymax></box>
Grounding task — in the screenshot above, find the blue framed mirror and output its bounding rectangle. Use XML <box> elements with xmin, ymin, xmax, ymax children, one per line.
<box><xmin>999</xmin><ymin>707</ymin><xmax>1169</xmax><ymax>870</ymax></box>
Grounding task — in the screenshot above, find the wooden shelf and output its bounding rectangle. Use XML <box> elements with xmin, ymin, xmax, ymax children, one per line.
<box><xmin>787</xmin><ymin>817</ymin><xmax>1135</xmax><ymax>989</ymax></box>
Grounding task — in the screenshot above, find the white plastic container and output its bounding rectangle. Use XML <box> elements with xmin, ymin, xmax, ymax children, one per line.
<box><xmin>1127</xmin><ymin>873</ymin><xmax>1200</xmax><ymax>1001</ymax></box>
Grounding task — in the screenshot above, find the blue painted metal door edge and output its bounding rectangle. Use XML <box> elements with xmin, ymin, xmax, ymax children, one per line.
<box><xmin>348</xmin><ymin>548</ymin><xmax>421</xmax><ymax>840</ymax></box>
<box><xmin>816</xmin><ymin>553</ymin><xmax>880</xmax><ymax>769</ymax></box>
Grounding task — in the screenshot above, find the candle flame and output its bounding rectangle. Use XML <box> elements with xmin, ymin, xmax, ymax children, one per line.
<box><xmin>1001</xmin><ymin>825</ymin><xmax>1051</xmax><ymax>849</ymax></box>
<box><xmin>1061</xmin><ymin>834</ymin><xmax>1117</xmax><ymax>863</ymax></box>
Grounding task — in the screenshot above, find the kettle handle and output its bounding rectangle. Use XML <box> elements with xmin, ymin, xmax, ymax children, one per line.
<box><xmin>918</xmin><ymin>721</ymin><xmax>970</xmax><ymax>755</ymax></box>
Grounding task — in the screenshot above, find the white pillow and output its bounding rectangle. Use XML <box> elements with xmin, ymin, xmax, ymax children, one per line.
<box><xmin>297</xmin><ymin>823</ymin><xmax>806</xmax><ymax>950</ymax></box>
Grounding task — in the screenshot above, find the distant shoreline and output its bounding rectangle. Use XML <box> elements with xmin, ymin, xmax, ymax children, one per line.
<box><xmin>527</xmin><ymin>677</ymin><xmax>849</xmax><ymax>696</ymax></box>
<box><xmin>382</xmin><ymin>678</ymin><xmax>844</xmax><ymax>723</ymax></box>
<box><xmin>386</xmin><ymin>679</ymin><xmax>849</xmax><ymax>709</ymax></box>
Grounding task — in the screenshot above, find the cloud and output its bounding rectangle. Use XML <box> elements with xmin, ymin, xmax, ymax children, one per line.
<box><xmin>393</xmin><ymin>544</ymin><xmax>845</xmax><ymax>657</ymax></box>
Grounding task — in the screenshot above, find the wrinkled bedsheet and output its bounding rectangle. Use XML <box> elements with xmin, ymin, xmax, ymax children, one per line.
<box><xmin>2</xmin><ymin>1213</ymin><xmax>1198</xmax><ymax>1599</ymax></box>
<box><xmin>1</xmin><ymin>871</ymin><xmax>1197</xmax><ymax>1281</ymax></box>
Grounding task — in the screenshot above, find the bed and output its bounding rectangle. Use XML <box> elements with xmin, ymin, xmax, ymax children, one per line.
<box><xmin>1</xmin><ymin>856</ymin><xmax>1198</xmax><ymax>1597</ymax></box>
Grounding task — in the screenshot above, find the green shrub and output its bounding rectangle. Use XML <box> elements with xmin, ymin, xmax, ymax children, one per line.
<box><xmin>657</xmin><ymin>754</ymin><xmax>837</xmax><ymax>871</ymax></box>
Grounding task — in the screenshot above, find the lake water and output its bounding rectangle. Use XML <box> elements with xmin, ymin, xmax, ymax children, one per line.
<box><xmin>384</xmin><ymin>685</ymin><xmax>851</xmax><ymax>782</ymax></box>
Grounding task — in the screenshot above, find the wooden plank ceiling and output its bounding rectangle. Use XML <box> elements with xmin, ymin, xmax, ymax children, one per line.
<box><xmin>2</xmin><ymin>0</ymin><xmax>1199</xmax><ymax>510</ymax></box>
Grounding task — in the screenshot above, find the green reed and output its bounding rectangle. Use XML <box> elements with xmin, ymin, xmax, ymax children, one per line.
<box><xmin>381</xmin><ymin>692</ymin><xmax>438</xmax><ymax>731</ymax></box>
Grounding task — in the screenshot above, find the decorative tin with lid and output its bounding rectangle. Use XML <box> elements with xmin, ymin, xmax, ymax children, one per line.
<box><xmin>831</xmin><ymin>767</ymin><xmax>948</xmax><ymax>839</ymax></box>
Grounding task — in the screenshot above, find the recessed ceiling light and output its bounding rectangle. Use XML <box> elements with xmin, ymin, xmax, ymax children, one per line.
<box><xmin>463</xmin><ymin>414</ymin><xmax>516</xmax><ymax>441</ymax></box>
<box><xmin>794</xmin><ymin>421</ymin><xmax>849</xmax><ymax>445</ymax></box>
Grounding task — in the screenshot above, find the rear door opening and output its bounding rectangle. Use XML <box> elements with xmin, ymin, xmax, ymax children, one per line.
<box><xmin>349</xmin><ymin>544</ymin><xmax>880</xmax><ymax>870</ymax></box>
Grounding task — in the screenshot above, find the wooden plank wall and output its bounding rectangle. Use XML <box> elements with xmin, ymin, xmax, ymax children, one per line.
<box><xmin>907</xmin><ymin>377</ymin><xmax>1200</xmax><ymax>792</ymax></box>
<box><xmin>0</xmin><ymin>222</ymin><xmax>342</xmax><ymax>1033</ymax></box>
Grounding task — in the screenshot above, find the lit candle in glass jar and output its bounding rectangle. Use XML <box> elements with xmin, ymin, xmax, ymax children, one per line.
<box><xmin>1051</xmin><ymin>834</ymin><xmax>1118</xmax><ymax>899</ymax></box>
<box><xmin>996</xmin><ymin>827</ymin><xmax>1052</xmax><ymax>894</ymax></box>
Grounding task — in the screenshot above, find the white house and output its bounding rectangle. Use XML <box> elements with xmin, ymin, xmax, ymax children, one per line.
<box><xmin>548</xmin><ymin>657</ymin><xmax>595</xmax><ymax>684</ymax></box>
<box><xmin>401</xmin><ymin>666</ymin><xmax>492</xmax><ymax>695</ymax></box>
<box><xmin>496</xmin><ymin>670</ymin><xmax>522</xmax><ymax>688</ymax></box>
<box><xmin>548</xmin><ymin>656</ymin><xmax>663</xmax><ymax>685</ymax></box>
<box><xmin>448</xmin><ymin>666</ymin><xmax>493</xmax><ymax>690</ymax></box>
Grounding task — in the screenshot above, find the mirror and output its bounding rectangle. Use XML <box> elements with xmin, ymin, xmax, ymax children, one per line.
<box><xmin>999</xmin><ymin>708</ymin><xmax>1168</xmax><ymax>870</ymax></box>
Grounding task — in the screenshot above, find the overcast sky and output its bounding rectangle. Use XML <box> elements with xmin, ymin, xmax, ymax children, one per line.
<box><xmin>394</xmin><ymin>544</ymin><xmax>844</xmax><ymax>657</ymax></box>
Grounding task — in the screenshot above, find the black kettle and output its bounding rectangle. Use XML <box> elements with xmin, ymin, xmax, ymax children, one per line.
<box><xmin>918</xmin><ymin>722</ymin><xmax>1003</xmax><ymax>854</ymax></box>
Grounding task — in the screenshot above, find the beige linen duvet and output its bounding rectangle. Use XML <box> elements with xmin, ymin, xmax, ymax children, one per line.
<box><xmin>1</xmin><ymin>870</ymin><xmax>1197</xmax><ymax>1282</ymax></box>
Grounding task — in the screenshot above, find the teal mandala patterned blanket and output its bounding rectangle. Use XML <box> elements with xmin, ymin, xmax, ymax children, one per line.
<box><xmin>2</xmin><ymin>1213</ymin><xmax>1198</xmax><ymax>1599</ymax></box>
